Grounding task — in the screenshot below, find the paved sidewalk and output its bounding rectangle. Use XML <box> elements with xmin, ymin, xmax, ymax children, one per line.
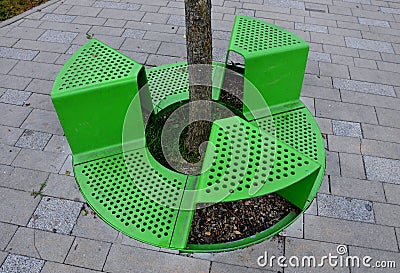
<box><xmin>0</xmin><ymin>0</ymin><xmax>400</xmax><ymax>272</ymax></box>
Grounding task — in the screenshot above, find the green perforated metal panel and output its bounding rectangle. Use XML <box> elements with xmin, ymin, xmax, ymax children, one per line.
<box><xmin>74</xmin><ymin>148</ymin><xmax>188</xmax><ymax>247</ymax></box>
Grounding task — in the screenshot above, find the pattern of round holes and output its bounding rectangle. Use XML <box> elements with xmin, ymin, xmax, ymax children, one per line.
<box><xmin>259</xmin><ymin>109</ymin><xmax>321</xmax><ymax>162</ymax></box>
<box><xmin>58</xmin><ymin>40</ymin><xmax>135</xmax><ymax>91</ymax></box>
<box><xmin>233</xmin><ymin>17</ymin><xmax>302</xmax><ymax>53</ymax></box>
<box><xmin>80</xmin><ymin>150</ymin><xmax>186</xmax><ymax>240</ymax></box>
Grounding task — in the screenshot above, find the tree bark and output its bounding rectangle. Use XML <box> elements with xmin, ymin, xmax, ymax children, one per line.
<box><xmin>184</xmin><ymin>0</ymin><xmax>213</xmax><ymax>157</ymax></box>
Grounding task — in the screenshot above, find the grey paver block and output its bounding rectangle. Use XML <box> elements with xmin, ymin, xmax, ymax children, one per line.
<box><xmin>362</xmin><ymin>139</ymin><xmax>400</xmax><ymax>160</ymax></box>
<box><xmin>13</xmin><ymin>39</ymin><xmax>70</xmax><ymax>54</ymax></box>
<box><xmin>341</xmin><ymin>91</ymin><xmax>400</xmax><ymax>111</ymax></box>
<box><xmin>304</xmin><ymin>214</ymin><xmax>398</xmax><ymax>251</ymax></box>
<box><xmin>9</xmin><ymin>61</ymin><xmax>62</xmax><ymax>81</ymax></box>
<box><xmin>42</xmin><ymin>13</ymin><xmax>76</xmax><ymax>23</ymax></box>
<box><xmin>167</xmin><ymin>15</ymin><xmax>186</xmax><ymax>26</ymax></box>
<box><xmin>44</xmin><ymin>135</ymin><xmax>71</xmax><ymax>154</ymax></box>
<box><xmin>0</xmin><ymin>58</ymin><xmax>18</xmax><ymax>74</ymax></box>
<box><xmin>104</xmin><ymin>244</ymin><xmax>210</xmax><ymax>273</ymax></box>
<box><xmin>264</xmin><ymin>0</ymin><xmax>305</xmax><ymax>9</ymax></box>
<box><xmin>317</xmin><ymin>193</ymin><xmax>374</xmax><ymax>223</ymax></box>
<box><xmin>358</xmin><ymin>18</ymin><xmax>390</xmax><ymax>28</ymax></box>
<box><xmin>383</xmin><ymin>183</ymin><xmax>400</xmax><ymax>205</ymax></box>
<box><xmin>15</xmin><ymin>130</ymin><xmax>52</xmax><ymax>150</ymax></box>
<box><xmin>0</xmin><ymin>252</ymin><xmax>6</xmax><ymax>268</ymax></box>
<box><xmin>146</xmin><ymin>54</ymin><xmax>184</xmax><ymax>67</ymax></box>
<box><xmin>142</xmin><ymin>13</ymin><xmax>170</xmax><ymax>24</ymax></box>
<box><xmin>364</xmin><ymin>156</ymin><xmax>400</xmax><ymax>184</ymax></box>
<box><xmin>325</xmin><ymin>151</ymin><xmax>341</xmax><ymax>176</ymax></box>
<box><xmin>0</xmin><ymin>254</ymin><xmax>44</xmax><ymax>273</ymax></box>
<box><xmin>211</xmin><ymin>262</ymin><xmax>273</xmax><ymax>273</ymax></box>
<box><xmin>349</xmin><ymin>246</ymin><xmax>400</xmax><ymax>273</ymax></box>
<box><xmin>25</xmin><ymin>93</ymin><xmax>54</xmax><ymax>111</ymax></box>
<box><xmin>373</xmin><ymin>202</ymin><xmax>400</xmax><ymax>227</ymax></box>
<box><xmin>308</xmin><ymin>51</ymin><xmax>331</xmax><ymax>62</ymax></box>
<box><xmin>65</xmin><ymin>238</ymin><xmax>111</xmax><ymax>271</ymax></box>
<box><xmin>320</xmin><ymin>62</ymin><xmax>350</xmax><ymax>78</ymax></box>
<box><xmin>0</xmin><ymin>144</ymin><xmax>20</xmax><ymax>165</ymax></box>
<box><xmin>72</xmin><ymin>210</ymin><xmax>119</xmax><ymax>243</ymax></box>
<box><xmin>0</xmin><ymin>103</ymin><xmax>31</xmax><ymax>127</ymax></box>
<box><xmin>0</xmin><ymin>222</ymin><xmax>17</xmax><ymax>250</ymax></box>
<box><xmin>376</xmin><ymin>108</ymin><xmax>400</xmax><ymax>128</ymax></box>
<box><xmin>330</xmin><ymin>176</ymin><xmax>385</xmax><ymax>202</ymax></box>
<box><xmin>0</xmin><ymin>187</ymin><xmax>40</xmax><ymax>225</ymax></box>
<box><xmin>12</xmin><ymin>149</ymin><xmax>67</xmax><ymax>173</ymax></box>
<box><xmin>28</xmin><ymin>197</ymin><xmax>82</xmax><ymax>235</ymax></box>
<box><xmin>333</xmin><ymin>78</ymin><xmax>396</xmax><ymax>97</ymax></box>
<box><xmin>295</xmin><ymin>22</ymin><xmax>328</xmax><ymax>33</ymax></box>
<box><xmin>157</xmin><ymin>42</ymin><xmax>186</xmax><ymax>58</ymax></box>
<box><xmin>279</xmin><ymin>214</ymin><xmax>303</xmax><ymax>238</ymax></box>
<box><xmin>117</xmin><ymin>233</ymin><xmax>160</xmax><ymax>251</ymax></box>
<box><xmin>381</xmin><ymin>7</ymin><xmax>400</xmax><ymax>14</ymax></box>
<box><xmin>33</xmin><ymin>51</ymin><xmax>60</xmax><ymax>64</ymax></box>
<box><xmin>89</xmin><ymin>25</ymin><xmax>124</xmax><ymax>36</ymax></box>
<box><xmin>59</xmin><ymin>154</ymin><xmax>73</xmax><ymax>176</ymax></box>
<box><xmin>0</xmin><ymin>167</ymin><xmax>49</xmax><ymax>192</ymax></box>
<box><xmin>213</xmin><ymin>237</ymin><xmax>283</xmax><ymax>271</ymax></box>
<box><xmin>332</xmin><ymin>120</ymin><xmax>362</xmax><ymax>138</ymax></box>
<box><xmin>67</xmin><ymin>6</ymin><xmax>101</xmax><ymax>17</ymax></box>
<box><xmin>42</xmin><ymin>173</ymin><xmax>83</xmax><ymax>202</ymax></box>
<box><xmin>104</xmin><ymin>18</ymin><xmax>127</xmax><ymax>28</ymax></box>
<box><xmin>38</xmin><ymin>30</ymin><xmax>78</xmax><ymax>44</ymax></box>
<box><xmin>0</xmin><ymin>90</ymin><xmax>31</xmax><ymax>106</ymax></box>
<box><xmin>4</xmin><ymin>27</ymin><xmax>45</xmax><ymax>40</ymax></box>
<box><xmin>302</xmin><ymin>86</ymin><xmax>340</xmax><ymax>101</ymax></box>
<box><xmin>72</xmin><ymin>16</ymin><xmax>106</xmax><ymax>26</ymax></box>
<box><xmin>285</xmin><ymin>238</ymin><xmax>350</xmax><ymax>273</ymax></box>
<box><xmin>340</xmin><ymin>152</ymin><xmax>366</xmax><ymax>179</ymax></box>
<box><xmin>93</xmin><ymin>0</ymin><xmax>141</xmax><ymax>10</ymax></box>
<box><xmin>236</xmin><ymin>9</ymin><xmax>255</xmax><ymax>17</ymax></box>
<box><xmin>97</xmin><ymin>8</ymin><xmax>144</xmax><ymax>21</ymax></box>
<box><xmin>315</xmin><ymin>99</ymin><xmax>378</xmax><ymax>124</ymax></box>
<box><xmin>5</xmin><ymin>227</ymin><xmax>74</xmax><ymax>262</ymax></box>
<box><xmin>21</xmin><ymin>109</ymin><xmax>63</xmax><ymax>135</ymax></box>
<box><xmin>25</xmin><ymin>79</ymin><xmax>53</xmax><ymax>95</ymax></box>
<box><xmin>122</xmin><ymin>29</ymin><xmax>146</xmax><ymax>39</ymax></box>
<box><xmin>121</xmin><ymin>38</ymin><xmax>161</xmax><ymax>54</ymax></box>
<box><xmin>41</xmin><ymin>261</ymin><xmax>101</xmax><ymax>273</ymax></box>
<box><xmin>66</xmin><ymin>44</ymin><xmax>80</xmax><ymax>55</ymax></box>
<box><xmin>0</xmin><ymin>125</ymin><xmax>23</xmax><ymax>146</ymax></box>
<box><xmin>345</xmin><ymin>37</ymin><xmax>394</xmax><ymax>53</ymax></box>
<box><xmin>0</xmin><ymin>47</ymin><xmax>38</xmax><ymax>61</ymax></box>
<box><xmin>328</xmin><ymin>135</ymin><xmax>360</xmax><ymax>153</ymax></box>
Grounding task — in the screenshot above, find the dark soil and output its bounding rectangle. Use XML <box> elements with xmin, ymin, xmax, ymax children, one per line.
<box><xmin>146</xmin><ymin>65</ymin><xmax>298</xmax><ymax>245</ymax></box>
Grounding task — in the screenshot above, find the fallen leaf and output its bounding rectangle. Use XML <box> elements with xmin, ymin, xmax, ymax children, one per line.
<box><xmin>205</xmin><ymin>231</ymin><xmax>211</xmax><ymax>236</ymax></box>
<box><xmin>234</xmin><ymin>230</ymin><xmax>241</xmax><ymax>235</ymax></box>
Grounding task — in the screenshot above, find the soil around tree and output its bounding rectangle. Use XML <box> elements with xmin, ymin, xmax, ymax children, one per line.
<box><xmin>0</xmin><ymin>0</ymin><xmax>49</xmax><ymax>21</ymax></box>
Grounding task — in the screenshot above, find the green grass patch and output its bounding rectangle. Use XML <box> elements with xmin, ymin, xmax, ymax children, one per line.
<box><xmin>0</xmin><ymin>0</ymin><xmax>49</xmax><ymax>21</ymax></box>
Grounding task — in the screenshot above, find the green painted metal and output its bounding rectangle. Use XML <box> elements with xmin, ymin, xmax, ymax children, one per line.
<box><xmin>227</xmin><ymin>15</ymin><xmax>309</xmax><ymax>116</ymax></box>
<box><xmin>52</xmin><ymin>39</ymin><xmax>148</xmax><ymax>164</ymax></box>
<box><xmin>51</xmin><ymin>15</ymin><xmax>325</xmax><ymax>253</ymax></box>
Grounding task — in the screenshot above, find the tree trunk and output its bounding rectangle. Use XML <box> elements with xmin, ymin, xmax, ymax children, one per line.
<box><xmin>184</xmin><ymin>0</ymin><xmax>213</xmax><ymax>158</ymax></box>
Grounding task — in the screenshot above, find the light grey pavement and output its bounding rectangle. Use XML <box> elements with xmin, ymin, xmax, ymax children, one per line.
<box><xmin>0</xmin><ymin>0</ymin><xmax>400</xmax><ymax>272</ymax></box>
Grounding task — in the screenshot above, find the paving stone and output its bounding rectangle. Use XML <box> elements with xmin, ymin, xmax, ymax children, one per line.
<box><xmin>308</xmin><ymin>51</ymin><xmax>331</xmax><ymax>62</ymax></box>
<box><xmin>295</xmin><ymin>22</ymin><xmax>328</xmax><ymax>33</ymax></box>
<box><xmin>15</xmin><ymin>130</ymin><xmax>52</xmax><ymax>151</ymax></box>
<box><xmin>341</xmin><ymin>91</ymin><xmax>400</xmax><ymax>111</ymax></box>
<box><xmin>373</xmin><ymin>202</ymin><xmax>400</xmax><ymax>227</ymax></box>
<box><xmin>121</xmin><ymin>38</ymin><xmax>161</xmax><ymax>54</ymax></box>
<box><xmin>0</xmin><ymin>222</ymin><xmax>17</xmax><ymax>250</ymax></box>
<box><xmin>38</xmin><ymin>30</ymin><xmax>78</xmax><ymax>44</ymax></box>
<box><xmin>315</xmin><ymin>117</ymin><xmax>333</xmax><ymax>134</ymax></box>
<box><xmin>325</xmin><ymin>151</ymin><xmax>341</xmax><ymax>176</ymax></box>
<box><xmin>121</xmin><ymin>29</ymin><xmax>146</xmax><ymax>39</ymax></box>
<box><xmin>167</xmin><ymin>15</ymin><xmax>186</xmax><ymax>26</ymax></box>
<box><xmin>72</xmin><ymin>16</ymin><xmax>106</xmax><ymax>26</ymax></box>
<box><xmin>13</xmin><ymin>39</ymin><xmax>70</xmax><ymax>54</ymax></box>
<box><xmin>0</xmin><ymin>144</ymin><xmax>20</xmax><ymax>165</ymax></box>
<box><xmin>157</xmin><ymin>42</ymin><xmax>186</xmax><ymax>58</ymax></box>
<box><xmin>65</xmin><ymin>238</ymin><xmax>111</xmax><ymax>271</ymax></box>
<box><xmin>211</xmin><ymin>262</ymin><xmax>273</xmax><ymax>273</ymax></box>
<box><xmin>330</xmin><ymin>176</ymin><xmax>385</xmax><ymax>202</ymax></box>
<box><xmin>285</xmin><ymin>238</ymin><xmax>350</xmax><ymax>273</ymax></box>
<box><xmin>332</xmin><ymin>120</ymin><xmax>362</xmax><ymax>138</ymax></box>
<box><xmin>279</xmin><ymin>214</ymin><xmax>303</xmax><ymax>238</ymax></box>
<box><xmin>0</xmin><ymin>187</ymin><xmax>40</xmax><ymax>225</ymax></box>
<box><xmin>317</xmin><ymin>193</ymin><xmax>374</xmax><ymax>223</ymax></box>
<box><xmin>0</xmin><ymin>89</ymin><xmax>31</xmax><ymax>106</ymax></box>
<box><xmin>0</xmin><ymin>58</ymin><xmax>18</xmax><ymax>74</ymax></box>
<box><xmin>306</xmin><ymin>197</ymin><xmax>318</xmax><ymax>214</ymax></box>
<box><xmin>364</xmin><ymin>156</ymin><xmax>400</xmax><ymax>184</ymax></box>
<box><xmin>300</xmin><ymin>96</ymin><xmax>315</xmax><ymax>115</ymax></box>
<box><xmin>5</xmin><ymin>227</ymin><xmax>74</xmax><ymax>263</ymax></box>
<box><xmin>104</xmin><ymin>18</ymin><xmax>127</xmax><ymax>28</ymax></box>
<box><xmin>27</xmin><ymin>197</ymin><xmax>82</xmax><ymax>235</ymax></box>
<box><xmin>42</xmin><ymin>13</ymin><xmax>76</xmax><ymax>23</ymax></box>
<box><xmin>89</xmin><ymin>25</ymin><xmax>124</xmax><ymax>37</ymax></box>
<box><xmin>33</xmin><ymin>51</ymin><xmax>60</xmax><ymax>64</ymax></box>
<box><xmin>349</xmin><ymin>246</ymin><xmax>400</xmax><ymax>273</ymax></box>
<box><xmin>25</xmin><ymin>79</ymin><xmax>53</xmax><ymax>95</ymax></box>
<box><xmin>72</xmin><ymin>210</ymin><xmax>119</xmax><ymax>243</ymax></box>
<box><xmin>12</xmin><ymin>149</ymin><xmax>67</xmax><ymax>173</ymax></box>
<box><xmin>316</xmin><ymin>100</ymin><xmax>378</xmax><ymax>124</ymax></box>
<box><xmin>362</xmin><ymin>139</ymin><xmax>400</xmax><ymax>160</ymax></box>
<box><xmin>93</xmin><ymin>0</ymin><xmax>141</xmax><ymax>10</ymax></box>
<box><xmin>42</xmin><ymin>173</ymin><xmax>83</xmax><ymax>201</ymax></box>
<box><xmin>66</xmin><ymin>44</ymin><xmax>80</xmax><ymax>55</ymax></box>
<box><xmin>44</xmin><ymin>135</ymin><xmax>70</xmax><ymax>154</ymax></box>
<box><xmin>104</xmin><ymin>244</ymin><xmax>210</xmax><ymax>273</ymax></box>
<box><xmin>117</xmin><ymin>232</ymin><xmax>160</xmax><ymax>251</ymax></box>
<box><xmin>353</xmin><ymin>58</ymin><xmax>377</xmax><ymax>69</ymax></box>
<box><xmin>0</xmin><ymin>254</ymin><xmax>44</xmax><ymax>273</ymax></box>
<box><xmin>97</xmin><ymin>8</ymin><xmax>144</xmax><ymax>21</ymax></box>
<box><xmin>0</xmin><ymin>167</ymin><xmax>49</xmax><ymax>192</ymax></box>
<box><xmin>339</xmin><ymin>152</ymin><xmax>366</xmax><ymax>179</ymax></box>
<box><xmin>358</xmin><ymin>17</ymin><xmax>390</xmax><ymax>28</ymax></box>
<box><xmin>59</xmin><ymin>155</ymin><xmax>73</xmax><ymax>176</ymax></box>
<box><xmin>319</xmin><ymin>62</ymin><xmax>350</xmax><ymax>78</ymax></box>
<box><xmin>264</xmin><ymin>0</ymin><xmax>305</xmax><ymax>10</ymax></box>
<box><xmin>331</xmin><ymin>54</ymin><xmax>355</xmax><ymax>67</ymax></box>
<box><xmin>21</xmin><ymin>109</ymin><xmax>63</xmax><ymax>135</ymax></box>
<box><xmin>0</xmin><ymin>252</ymin><xmax>6</xmax><ymax>267</ymax></box>
<box><xmin>9</xmin><ymin>61</ymin><xmax>62</xmax><ymax>82</ymax></box>
<box><xmin>333</xmin><ymin>78</ymin><xmax>396</xmax><ymax>97</ymax></box>
<box><xmin>376</xmin><ymin>108</ymin><xmax>400</xmax><ymax>128</ymax></box>
<box><xmin>4</xmin><ymin>27</ymin><xmax>45</xmax><ymax>40</ymax></box>
<box><xmin>311</xmin><ymin>33</ymin><xmax>346</xmax><ymax>46</ymax></box>
<box><xmin>381</xmin><ymin>7</ymin><xmax>400</xmax><ymax>14</ymax></box>
<box><xmin>41</xmin><ymin>261</ymin><xmax>101</xmax><ymax>273</ymax></box>
<box><xmin>350</xmin><ymin>66</ymin><xmax>400</xmax><ymax>86</ymax></box>
<box><xmin>304</xmin><ymin>214</ymin><xmax>398</xmax><ymax>251</ymax></box>
<box><xmin>0</xmin><ymin>37</ymin><xmax>18</xmax><ymax>47</ymax></box>
<box><xmin>67</xmin><ymin>6</ymin><xmax>101</xmax><ymax>17</ymax></box>
<box><xmin>383</xmin><ymin>183</ymin><xmax>400</xmax><ymax>205</ymax></box>
<box><xmin>25</xmin><ymin>93</ymin><xmax>54</xmax><ymax>112</ymax></box>
<box><xmin>236</xmin><ymin>8</ymin><xmax>255</xmax><ymax>17</ymax></box>
<box><xmin>118</xmin><ymin>50</ymin><xmax>148</xmax><ymax>64</ymax></box>
<box><xmin>0</xmin><ymin>125</ymin><xmax>23</xmax><ymax>146</ymax></box>
<box><xmin>0</xmin><ymin>46</ymin><xmax>38</xmax><ymax>61</ymax></box>
<box><xmin>213</xmin><ymin>237</ymin><xmax>283</xmax><ymax>271</ymax></box>
<box><xmin>328</xmin><ymin>135</ymin><xmax>360</xmax><ymax>153</ymax></box>
<box><xmin>146</xmin><ymin>54</ymin><xmax>184</xmax><ymax>66</ymax></box>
